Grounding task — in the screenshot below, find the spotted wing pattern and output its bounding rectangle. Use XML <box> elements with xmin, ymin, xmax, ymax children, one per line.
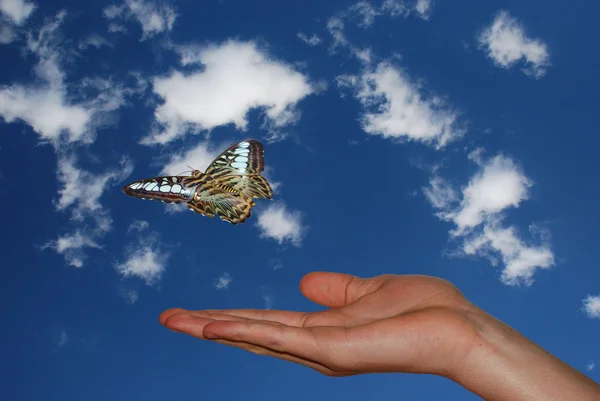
<box><xmin>205</xmin><ymin>140</ymin><xmax>273</xmax><ymax>200</ymax></box>
<box><xmin>122</xmin><ymin>176</ymin><xmax>199</xmax><ymax>203</ymax></box>
<box><xmin>122</xmin><ymin>139</ymin><xmax>273</xmax><ymax>225</ymax></box>
<box><xmin>205</xmin><ymin>139</ymin><xmax>265</xmax><ymax>176</ymax></box>
<box><xmin>187</xmin><ymin>180</ymin><xmax>256</xmax><ymax>224</ymax></box>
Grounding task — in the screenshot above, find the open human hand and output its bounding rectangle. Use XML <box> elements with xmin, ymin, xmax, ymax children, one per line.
<box><xmin>159</xmin><ymin>271</ymin><xmax>482</xmax><ymax>377</ymax></box>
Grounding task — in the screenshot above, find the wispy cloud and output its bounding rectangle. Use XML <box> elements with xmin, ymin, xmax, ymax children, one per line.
<box><xmin>337</xmin><ymin>62</ymin><xmax>464</xmax><ymax>149</ymax></box>
<box><xmin>159</xmin><ymin>140</ymin><xmax>218</xmax><ymax>175</ymax></box>
<box><xmin>0</xmin><ymin>11</ymin><xmax>141</xmax><ymax>147</ymax></box>
<box><xmin>118</xmin><ymin>288</ymin><xmax>139</xmax><ymax>304</ymax></box>
<box><xmin>0</xmin><ymin>0</ymin><xmax>36</xmax><ymax>25</ymax></box>
<box><xmin>103</xmin><ymin>0</ymin><xmax>176</xmax><ymax>40</ymax></box>
<box><xmin>414</xmin><ymin>0</ymin><xmax>432</xmax><ymax>20</ymax></box>
<box><xmin>440</xmin><ymin>155</ymin><xmax>532</xmax><ymax>234</ymax></box>
<box><xmin>127</xmin><ymin>219</ymin><xmax>150</xmax><ymax>233</ymax></box>
<box><xmin>349</xmin><ymin>1</ymin><xmax>381</xmax><ymax>28</ymax></box>
<box><xmin>423</xmin><ymin>154</ymin><xmax>554</xmax><ymax>286</ymax></box>
<box><xmin>57</xmin><ymin>328</ymin><xmax>69</xmax><ymax>347</ymax></box>
<box><xmin>297</xmin><ymin>32</ymin><xmax>321</xmax><ymax>46</ymax></box>
<box><xmin>40</xmin><ymin>230</ymin><xmax>102</xmax><ymax>268</ymax></box>
<box><xmin>214</xmin><ymin>272</ymin><xmax>232</xmax><ymax>290</ymax></box>
<box><xmin>54</xmin><ymin>156</ymin><xmax>133</xmax><ymax>228</ymax></box>
<box><xmin>256</xmin><ymin>203</ymin><xmax>306</xmax><ymax>246</ymax></box>
<box><xmin>42</xmin><ymin>155</ymin><xmax>133</xmax><ymax>267</ymax></box>
<box><xmin>78</xmin><ymin>33</ymin><xmax>111</xmax><ymax>50</ymax></box>
<box><xmin>582</xmin><ymin>295</ymin><xmax>600</xmax><ymax>319</ymax></box>
<box><xmin>115</xmin><ymin>221</ymin><xmax>168</xmax><ymax>286</ymax></box>
<box><xmin>262</xmin><ymin>294</ymin><xmax>274</xmax><ymax>309</ymax></box>
<box><xmin>478</xmin><ymin>10</ymin><xmax>550</xmax><ymax>79</ymax></box>
<box><xmin>141</xmin><ymin>40</ymin><xmax>316</xmax><ymax>145</ymax></box>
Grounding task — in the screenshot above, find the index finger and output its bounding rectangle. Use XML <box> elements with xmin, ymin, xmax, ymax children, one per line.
<box><xmin>160</xmin><ymin>308</ymin><xmax>308</xmax><ymax>327</ymax></box>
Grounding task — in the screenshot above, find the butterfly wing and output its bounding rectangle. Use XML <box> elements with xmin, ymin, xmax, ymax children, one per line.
<box><xmin>204</xmin><ymin>139</ymin><xmax>273</xmax><ymax>200</ymax></box>
<box><xmin>205</xmin><ymin>139</ymin><xmax>265</xmax><ymax>176</ymax></box>
<box><xmin>122</xmin><ymin>176</ymin><xmax>198</xmax><ymax>203</ymax></box>
<box><xmin>187</xmin><ymin>180</ymin><xmax>256</xmax><ymax>224</ymax></box>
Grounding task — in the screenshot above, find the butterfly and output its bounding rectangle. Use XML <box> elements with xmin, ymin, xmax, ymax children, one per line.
<box><xmin>122</xmin><ymin>139</ymin><xmax>273</xmax><ymax>224</ymax></box>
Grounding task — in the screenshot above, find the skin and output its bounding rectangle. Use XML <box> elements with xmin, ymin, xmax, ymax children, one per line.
<box><xmin>160</xmin><ymin>272</ymin><xmax>600</xmax><ymax>400</ymax></box>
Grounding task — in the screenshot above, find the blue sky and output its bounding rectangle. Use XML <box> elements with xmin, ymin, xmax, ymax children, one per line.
<box><xmin>1</xmin><ymin>0</ymin><xmax>599</xmax><ymax>399</ymax></box>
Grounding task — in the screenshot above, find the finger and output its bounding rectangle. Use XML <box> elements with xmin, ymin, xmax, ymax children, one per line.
<box><xmin>167</xmin><ymin>314</ymin><xmax>330</xmax><ymax>364</ymax></box>
<box><xmin>165</xmin><ymin>314</ymin><xmax>355</xmax><ymax>376</ymax></box>
<box><xmin>164</xmin><ymin>308</ymin><xmax>308</xmax><ymax>327</ymax></box>
<box><xmin>299</xmin><ymin>272</ymin><xmax>388</xmax><ymax>308</ymax></box>
<box><xmin>163</xmin><ymin>312</ymin><xmax>249</xmax><ymax>338</ymax></box>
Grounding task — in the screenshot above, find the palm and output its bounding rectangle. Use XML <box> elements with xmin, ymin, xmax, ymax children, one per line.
<box><xmin>160</xmin><ymin>272</ymin><xmax>481</xmax><ymax>377</ymax></box>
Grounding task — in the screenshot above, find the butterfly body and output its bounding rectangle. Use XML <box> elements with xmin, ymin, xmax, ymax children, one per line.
<box><xmin>122</xmin><ymin>140</ymin><xmax>273</xmax><ymax>224</ymax></box>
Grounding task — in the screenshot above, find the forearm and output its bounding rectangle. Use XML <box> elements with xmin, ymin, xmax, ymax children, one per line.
<box><xmin>451</xmin><ymin>310</ymin><xmax>600</xmax><ymax>401</ymax></box>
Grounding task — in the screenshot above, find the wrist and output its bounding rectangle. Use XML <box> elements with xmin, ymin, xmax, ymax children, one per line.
<box><xmin>448</xmin><ymin>308</ymin><xmax>600</xmax><ymax>401</ymax></box>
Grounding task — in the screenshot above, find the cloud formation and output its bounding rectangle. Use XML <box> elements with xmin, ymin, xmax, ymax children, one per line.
<box><xmin>423</xmin><ymin>154</ymin><xmax>554</xmax><ymax>286</ymax></box>
<box><xmin>103</xmin><ymin>0</ymin><xmax>176</xmax><ymax>40</ymax></box>
<box><xmin>160</xmin><ymin>141</ymin><xmax>218</xmax><ymax>175</ymax></box>
<box><xmin>115</xmin><ymin>221</ymin><xmax>168</xmax><ymax>285</ymax></box>
<box><xmin>582</xmin><ymin>295</ymin><xmax>600</xmax><ymax>319</ymax></box>
<box><xmin>478</xmin><ymin>11</ymin><xmax>550</xmax><ymax>79</ymax></box>
<box><xmin>337</xmin><ymin>62</ymin><xmax>464</xmax><ymax>149</ymax></box>
<box><xmin>142</xmin><ymin>40</ymin><xmax>316</xmax><ymax>145</ymax></box>
<box><xmin>0</xmin><ymin>0</ymin><xmax>36</xmax><ymax>25</ymax></box>
<box><xmin>215</xmin><ymin>272</ymin><xmax>232</xmax><ymax>290</ymax></box>
<box><xmin>256</xmin><ymin>203</ymin><xmax>306</xmax><ymax>246</ymax></box>
<box><xmin>0</xmin><ymin>11</ymin><xmax>140</xmax><ymax>147</ymax></box>
<box><xmin>42</xmin><ymin>156</ymin><xmax>133</xmax><ymax>267</ymax></box>
<box><xmin>297</xmin><ymin>32</ymin><xmax>321</xmax><ymax>46</ymax></box>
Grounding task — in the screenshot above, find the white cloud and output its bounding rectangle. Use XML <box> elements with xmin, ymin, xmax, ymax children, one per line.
<box><xmin>56</xmin><ymin>328</ymin><xmax>69</xmax><ymax>348</ymax></box>
<box><xmin>0</xmin><ymin>23</ymin><xmax>15</xmax><ymax>43</ymax></box>
<box><xmin>103</xmin><ymin>0</ymin><xmax>176</xmax><ymax>40</ymax></box>
<box><xmin>40</xmin><ymin>155</ymin><xmax>133</xmax><ymax>267</ymax></box>
<box><xmin>55</xmin><ymin>155</ymin><xmax>133</xmax><ymax>227</ymax></box>
<box><xmin>423</xmin><ymin>154</ymin><xmax>554</xmax><ymax>286</ymax></box>
<box><xmin>116</xmin><ymin>222</ymin><xmax>168</xmax><ymax>285</ymax></box>
<box><xmin>119</xmin><ymin>288</ymin><xmax>139</xmax><ymax>304</ymax></box>
<box><xmin>326</xmin><ymin>17</ymin><xmax>372</xmax><ymax>64</ymax></box>
<box><xmin>324</xmin><ymin>1</ymin><xmax>433</xmax><ymax>63</ymax></box>
<box><xmin>141</xmin><ymin>40</ymin><xmax>315</xmax><ymax>145</ymax></box>
<box><xmin>107</xmin><ymin>22</ymin><xmax>127</xmax><ymax>33</ymax></box>
<box><xmin>0</xmin><ymin>0</ymin><xmax>36</xmax><ymax>25</ymax></box>
<box><xmin>116</xmin><ymin>246</ymin><xmax>167</xmax><ymax>285</ymax></box>
<box><xmin>40</xmin><ymin>230</ymin><xmax>102</xmax><ymax>268</ymax></box>
<box><xmin>256</xmin><ymin>203</ymin><xmax>306</xmax><ymax>246</ymax></box>
<box><xmin>215</xmin><ymin>272</ymin><xmax>232</xmax><ymax>290</ymax></box>
<box><xmin>415</xmin><ymin>0</ymin><xmax>432</xmax><ymax>20</ymax></box>
<box><xmin>0</xmin><ymin>86</ymin><xmax>90</xmax><ymax>143</ymax></box>
<box><xmin>350</xmin><ymin>1</ymin><xmax>381</xmax><ymax>28</ymax></box>
<box><xmin>262</xmin><ymin>294</ymin><xmax>273</xmax><ymax>309</ymax></box>
<box><xmin>462</xmin><ymin>221</ymin><xmax>555</xmax><ymax>286</ymax></box>
<box><xmin>443</xmin><ymin>155</ymin><xmax>532</xmax><ymax>234</ymax></box>
<box><xmin>478</xmin><ymin>11</ymin><xmax>550</xmax><ymax>79</ymax></box>
<box><xmin>337</xmin><ymin>62</ymin><xmax>463</xmax><ymax>149</ymax></box>
<box><xmin>297</xmin><ymin>32</ymin><xmax>321</xmax><ymax>46</ymax></box>
<box><xmin>269</xmin><ymin>259</ymin><xmax>283</xmax><ymax>270</ymax></box>
<box><xmin>582</xmin><ymin>295</ymin><xmax>600</xmax><ymax>319</ymax></box>
<box><xmin>381</xmin><ymin>0</ymin><xmax>409</xmax><ymax>17</ymax></box>
<box><xmin>78</xmin><ymin>34</ymin><xmax>111</xmax><ymax>50</ymax></box>
<box><xmin>586</xmin><ymin>362</ymin><xmax>596</xmax><ymax>372</ymax></box>
<box><xmin>423</xmin><ymin>176</ymin><xmax>458</xmax><ymax>210</ymax></box>
<box><xmin>127</xmin><ymin>219</ymin><xmax>149</xmax><ymax>233</ymax></box>
<box><xmin>0</xmin><ymin>11</ymin><xmax>139</xmax><ymax>147</ymax></box>
<box><xmin>159</xmin><ymin>140</ymin><xmax>218</xmax><ymax>175</ymax></box>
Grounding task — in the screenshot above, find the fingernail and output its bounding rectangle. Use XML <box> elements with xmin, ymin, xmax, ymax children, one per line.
<box><xmin>204</xmin><ymin>332</ymin><xmax>221</xmax><ymax>339</ymax></box>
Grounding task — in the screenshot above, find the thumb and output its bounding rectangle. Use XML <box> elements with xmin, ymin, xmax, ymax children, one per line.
<box><xmin>299</xmin><ymin>271</ymin><xmax>385</xmax><ymax>308</ymax></box>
